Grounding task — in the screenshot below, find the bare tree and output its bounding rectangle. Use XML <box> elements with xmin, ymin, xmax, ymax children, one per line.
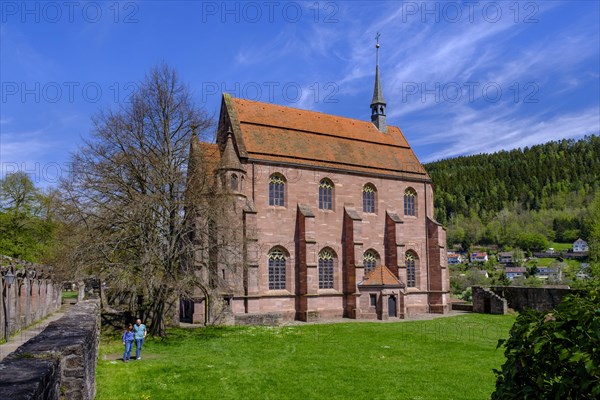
<box><xmin>60</xmin><ymin>64</ymin><xmax>214</xmax><ymax>335</ymax></box>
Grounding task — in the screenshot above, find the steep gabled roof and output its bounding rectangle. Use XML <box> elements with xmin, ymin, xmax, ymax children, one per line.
<box><xmin>218</xmin><ymin>94</ymin><xmax>429</xmax><ymax>181</ymax></box>
<box><xmin>359</xmin><ymin>265</ymin><xmax>403</xmax><ymax>287</ymax></box>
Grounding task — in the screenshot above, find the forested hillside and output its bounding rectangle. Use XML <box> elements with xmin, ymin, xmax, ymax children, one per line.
<box><xmin>425</xmin><ymin>135</ymin><xmax>600</xmax><ymax>251</ymax></box>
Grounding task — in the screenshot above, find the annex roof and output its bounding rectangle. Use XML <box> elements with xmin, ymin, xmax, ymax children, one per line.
<box><xmin>359</xmin><ymin>265</ymin><xmax>404</xmax><ymax>287</ymax></box>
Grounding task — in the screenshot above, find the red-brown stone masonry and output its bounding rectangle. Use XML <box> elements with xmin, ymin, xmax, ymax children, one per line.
<box><xmin>294</xmin><ymin>208</ymin><xmax>308</xmax><ymax>320</ymax></box>
<box><xmin>384</xmin><ymin>213</ymin><xmax>399</xmax><ymax>276</ymax></box>
<box><xmin>427</xmin><ymin>219</ymin><xmax>443</xmax><ymax>292</ymax></box>
<box><xmin>241</xmin><ymin>162</ymin><xmax>436</xmax><ymax>299</ymax></box>
<box><xmin>342</xmin><ymin>210</ymin><xmax>357</xmax><ymax>318</ymax></box>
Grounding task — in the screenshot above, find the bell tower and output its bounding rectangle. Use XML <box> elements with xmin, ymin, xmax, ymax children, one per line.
<box><xmin>370</xmin><ymin>32</ymin><xmax>387</xmax><ymax>133</ymax></box>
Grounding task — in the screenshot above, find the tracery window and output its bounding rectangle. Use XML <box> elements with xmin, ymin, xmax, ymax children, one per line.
<box><xmin>268</xmin><ymin>248</ymin><xmax>286</xmax><ymax>290</ymax></box>
<box><xmin>404</xmin><ymin>189</ymin><xmax>416</xmax><ymax>216</ymax></box>
<box><xmin>406</xmin><ymin>252</ymin><xmax>417</xmax><ymax>287</ymax></box>
<box><xmin>319</xmin><ymin>179</ymin><xmax>333</xmax><ymax>210</ymax></box>
<box><xmin>363</xmin><ymin>250</ymin><xmax>378</xmax><ymax>274</ymax></box>
<box><xmin>318</xmin><ymin>249</ymin><xmax>335</xmax><ymax>289</ymax></box>
<box><xmin>363</xmin><ymin>184</ymin><xmax>376</xmax><ymax>213</ymax></box>
<box><xmin>269</xmin><ymin>174</ymin><xmax>285</xmax><ymax>206</ymax></box>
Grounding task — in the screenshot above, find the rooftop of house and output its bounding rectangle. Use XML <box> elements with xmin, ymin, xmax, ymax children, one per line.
<box><xmin>505</xmin><ymin>267</ymin><xmax>526</xmax><ymax>273</ymax></box>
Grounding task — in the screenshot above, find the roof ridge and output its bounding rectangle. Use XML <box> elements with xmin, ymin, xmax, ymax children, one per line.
<box><xmin>232</xmin><ymin>96</ymin><xmax>398</xmax><ymax>128</ymax></box>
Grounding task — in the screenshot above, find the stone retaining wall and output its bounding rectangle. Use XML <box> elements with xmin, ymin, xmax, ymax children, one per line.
<box><xmin>472</xmin><ymin>286</ymin><xmax>508</xmax><ymax>314</ymax></box>
<box><xmin>472</xmin><ymin>286</ymin><xmax>581</xmax><ymax>314</ymax></box>
<box><xmin>234</xmin><ymin>312</ymin><xmax>282</xmax><ymax>326</ymax></box>
<box><xmin>1</xmin><ymin>256</ymin><xmax>61</xmax><ymax>340</ymax></box>
<box><xmin>450</xmin><ymin>302</ymin><xmax>473</xmax><ymax>312</ymax></box>
<box><xmin>0</xmin><ymin>300</ymin><xmax>100</xmax><ymax>400</ymax></box>
<box><xmin>489</xmin><ymin>286</ymin><xmax>580</xmax><ymax>312</ymax></box>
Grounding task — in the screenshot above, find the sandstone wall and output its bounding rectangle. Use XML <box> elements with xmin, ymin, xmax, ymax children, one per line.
<box><xmin>0</xmin><ymin>300</ymin><xmax>100</xmax><ymax>400</ymax></box>
<box><xmin>473</xmin><ymin>286</ymin><xmax>581</xmax><ymax>314</ymax></box>
<box><xmin>489</xmin><ymin>286</ymin><xmax>580</xmax><ymax>313</ymax></box>
<box><xmin>472</xmin><ymin>286</ymin><xmax>507</xmax><ymax>314</ymax></box>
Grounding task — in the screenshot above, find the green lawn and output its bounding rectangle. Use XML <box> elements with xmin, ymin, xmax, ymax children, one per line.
<box><xmin>96</xmin><ymin>314</ymin><xmax>515</xmax><ymax>400</ymax></box>
<box><xmin>549</xmin><ymin>242</ymin><xmax>573</xmax><ymax>251</ymax></box>
<box><xmin>62</xmin><ymin>291</ymin><xmax>78</xmax><ymax>300</ymax></box>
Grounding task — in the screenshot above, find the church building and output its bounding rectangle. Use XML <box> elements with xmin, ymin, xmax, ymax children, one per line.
<box><xmin>184</xmin><ymin>42</ymin><xmax>449</xmax><ymax>324</ymax></box>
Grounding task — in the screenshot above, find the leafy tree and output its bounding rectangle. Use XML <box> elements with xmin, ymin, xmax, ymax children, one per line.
<box><xmin>516</xmin><ymin>232</ymin><xmax>549</xmax><ymax>252</ymax></box>
<box><xmin>492</xmin><ymin>289</ymin><xmax>600</xmax><ymax>399</ymax></box>
<box><xmin>0</xmin><ymin>172</ymin><xmax>55</xmax><ymax>262</ymax></box>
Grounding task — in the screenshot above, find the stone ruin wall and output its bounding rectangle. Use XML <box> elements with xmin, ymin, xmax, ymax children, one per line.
<box><xmin>1</xmin><ymin>256</ymin><xmax>61</xmax><ymax>340</ymax></box>
<box><xmin>0</xmin><ymin>300</ymin><xmax>101</xmax><ymax>400</ymax></box>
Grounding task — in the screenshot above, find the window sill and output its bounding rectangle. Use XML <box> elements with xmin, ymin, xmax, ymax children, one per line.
<box><xmin>264</xmin><ymin>290</ymin><xmax>293</xmax><ymax>297</ymax></box>
<box><xmin>317</xmin><ymin>289</ymin><xmax>341</xmax><ymax>296</ymax></box>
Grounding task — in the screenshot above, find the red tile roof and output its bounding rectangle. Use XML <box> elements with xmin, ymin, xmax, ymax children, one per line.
<box><xmin>360</xmin><ymin>265</ymin><xmax>403</xmax><ymax>287</ymax></box>
<box><xmin>222</xmin><ymin>94</ymin><xmax>429</xmax><ymax>180</ymax></box>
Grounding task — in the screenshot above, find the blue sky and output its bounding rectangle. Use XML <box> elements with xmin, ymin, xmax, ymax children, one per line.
<box><xmin>1</xmin><ymin>1</ymin><xmax>599</xmax><ymax>186</ymax></box>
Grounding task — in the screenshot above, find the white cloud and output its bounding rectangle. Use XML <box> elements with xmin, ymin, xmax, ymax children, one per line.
<box><xmin>415</xmin><ymin>106</ymin><xmax>600</xmax><ymax>162</ymax></box>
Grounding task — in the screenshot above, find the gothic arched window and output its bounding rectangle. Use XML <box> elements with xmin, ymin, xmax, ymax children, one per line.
<box><xmin>268</xmin><ymin>248</ymin><xmax>287</xmax><ymax>290</ymax></box>
<box><xmin>319</xmin><ymin>178</ymin><xmax>333</xmax><ymax>210</ymax></box>
<box><xmin>318</xmin><ymin>248</ymin><xmax>335</xmax><ymax>289</ymax></box>
<box><xmin>269</xmin><ymin>174</ymin><xmax>285</xmax><ymax>206</ymax></box>
<box><xmin>363</xmin><ymin>250</ymin><xmax>379</xmax><ymax>274</ymax></box>
<box><xmin>406</xmin><ymin>251</ymin><xmax>417</xmax><ymax>287</ymax></box>
<box><xmin>404</xmin><ymin>188</ymin><xmax>416</xmax><ymax>216</ymax></box>
<box><xmin>363</xmin><ymin>184</ymin><xmax>376</xmax><ymax>213</ymax></box>
<box><xmin>231</xmin><ymin>174</ymin><xmax>238</xmax><ymax>191</ymax></box>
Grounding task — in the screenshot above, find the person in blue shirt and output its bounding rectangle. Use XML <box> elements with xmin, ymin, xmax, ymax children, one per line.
<box><xmin>133</xmin><ymin>318</ymin><xmax>147</xmax><ymax>360</ymax></box>
<box><xmin>122</xmin><ymin>323</ymin><xmax>134</xmax><ymax>362</ymax></box>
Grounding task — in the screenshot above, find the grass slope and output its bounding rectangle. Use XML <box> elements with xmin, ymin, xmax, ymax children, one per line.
<box><xmin>96</xmin><ymin>314</ymin><xmax>514</xmax><ymax>400</ymax></box>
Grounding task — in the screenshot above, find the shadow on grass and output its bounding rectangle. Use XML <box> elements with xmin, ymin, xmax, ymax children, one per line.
<box><xmin>100</xmin><ymin>312</ymin><xmax>243</xmax><ymax>346</ymax></box>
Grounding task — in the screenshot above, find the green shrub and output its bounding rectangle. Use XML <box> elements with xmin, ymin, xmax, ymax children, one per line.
<box><xmin>492</xmin><ymin>289</ymin><xmax>600</xmax><ymax>399</ymax></box>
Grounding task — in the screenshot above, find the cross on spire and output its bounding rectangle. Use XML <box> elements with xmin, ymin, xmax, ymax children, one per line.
<box><xmin>375</xmin><ymin>32</ymin><xmax>381</xmax><ymax>65</ymax></box>
<box><xmin>370</xmin><ymin>32</ymin><xmax>387</xmax><ymax>133</ymax></box>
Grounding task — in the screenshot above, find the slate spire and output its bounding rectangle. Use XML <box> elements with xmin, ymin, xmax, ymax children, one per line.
<box><xmin>218</xmin><ymin>127</ymin><xmax>243</xmax><ymax>172</ymax></box>
<box><xmin>370</xmin><ymin>32</ymin><xmax>387</xmax><ymax>133</ymax></box>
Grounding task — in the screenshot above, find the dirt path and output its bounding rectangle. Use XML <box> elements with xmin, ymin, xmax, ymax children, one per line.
<box><xmin>0</xmin><ymin>302</ymin><xmax>73</xmax><ymax>362</ymax></box>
